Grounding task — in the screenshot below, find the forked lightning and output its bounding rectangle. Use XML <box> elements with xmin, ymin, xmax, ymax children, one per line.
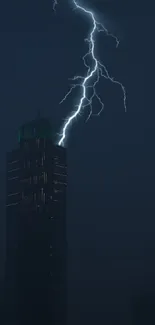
<box><xmin>53</xmin><ymin>0</ymin><xmax>127</xmax><ymax>146</ymax></box>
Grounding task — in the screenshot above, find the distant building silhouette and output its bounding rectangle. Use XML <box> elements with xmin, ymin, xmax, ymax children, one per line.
<box><xmin>5</xmin><ymin>117</ymin><xmax>67</xmax><ymax>325</ymax></box>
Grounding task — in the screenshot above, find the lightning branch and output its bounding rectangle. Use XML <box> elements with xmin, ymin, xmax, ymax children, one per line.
<box><xmin>53</xmin><ymin>0</ymin><xmax>127</xmax><ymax>146</ymax></box>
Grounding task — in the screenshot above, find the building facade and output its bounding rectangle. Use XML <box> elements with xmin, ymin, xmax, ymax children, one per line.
<box><xmin>5</xmin><ymin>118</ymin><xmax>67</xmax><ymax>325</ymax></box>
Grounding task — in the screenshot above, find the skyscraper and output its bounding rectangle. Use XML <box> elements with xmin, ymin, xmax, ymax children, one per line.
<box><xmin>5</xmin><ymin>117</ymin><xmax>67</xmax><ymax>325</ymax></box>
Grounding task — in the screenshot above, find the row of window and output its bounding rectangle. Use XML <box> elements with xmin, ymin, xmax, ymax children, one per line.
<box><xmin>8</xmin><ymin>174</ymin><xmax>67</xmax><ymax>186</ymax></box>
<box><xmin>7</xmin><ymin>189</ymin><xmax>57</xmax><ymax>201</ymax></box>
<box><xmin>8</xmin><ymin>155</ymin><xmax>66</xmax><ymax>171</ymax></box>
<box><xmin>6</xmin><ymin>198</ymin><xmax>60</xmax><ymax>207</ymax></box>
<box><xmin>23</xmin><ymin>155</ymin><xmax>45</xmax><ymax>168</ymax></box>
<box><xmin>8</xmin><ymin>172</ymin><xmax>48</xmax><ymax>184</ymax></box>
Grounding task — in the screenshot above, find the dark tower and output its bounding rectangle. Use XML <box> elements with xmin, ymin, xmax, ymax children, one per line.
<box><xmin>5</xmin><ymin>118</ymin><xmax>67</xmax><ymax>325</ymax></box>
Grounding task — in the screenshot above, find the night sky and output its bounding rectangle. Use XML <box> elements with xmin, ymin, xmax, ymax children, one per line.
<box><xmin>0</xmin><ymin>0</ymin><xmax>155</xmax><ymax>324</ymax></box>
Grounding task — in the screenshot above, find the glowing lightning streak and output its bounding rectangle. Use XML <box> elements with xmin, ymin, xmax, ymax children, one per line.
<box><xmin>53</xmin><ymin>0</ymin><xmax>127</xmax><ymax>146</ymax></box>
<box><xmin>53</xmin><ymin>0</ymin><xmax>58</xmax><ymax>12</ymax></box>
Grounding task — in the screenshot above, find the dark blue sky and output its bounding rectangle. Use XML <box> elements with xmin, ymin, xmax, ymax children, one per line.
<box><xmin>0</xmin><ymin>0</ymin><xmax>155</xmax><ymax>324</ymax></box>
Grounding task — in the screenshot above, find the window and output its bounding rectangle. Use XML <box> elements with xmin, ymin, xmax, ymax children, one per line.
<box><xmin>6</xmin><ymin>202</ymin><xmax>19</xmax><ymax>207</ymax></box>
<box><xmin>8</xmin><ymin>176</ymin><xmax>18</xmax><ymax>181</ymax></box>
<box><xmin>54</xmin><ymin>172</ymin><xmax>66</xmax><ymax>177</ymax></box>
<box><xmin>40</xmin><ymin>188</ymin><xmax>45</xmax><ymax>202</ymax></box>
<box><xmin>8</xmin><ymin>168</ymin><xmax>19</xmax><ymax>173</ymax></box>
<box><xmin>43</xmin><ymin>172</ymin><xmax>47</xmax><ymax>184</ymax></box>
<box><xmin>54</xmin><ymin>180</ymin><xmax>67</xmax><ymax>186</ymax></box>
<box><xmin>8</xmin><ymin>192</ymin><xmax>19</xmax><ymax>197</ymax></box>
<box><xmin>36</xmin><ymin>138</ymin><xmax>40</xmax><ymax>148</ymax></box>
<box><xmin>55</xmin><ymin>164</ymin><xmax>64</xmax><ymax>169</ymax></box>
<box><xmin>8</xmin><ymin>160</ymin><xmax>18</xmax><ymax>165</ymax></box>
<box><xmin>54</xmin><ymin>188</ymin><xmax>62</xmax><ymax>193</ymax></box>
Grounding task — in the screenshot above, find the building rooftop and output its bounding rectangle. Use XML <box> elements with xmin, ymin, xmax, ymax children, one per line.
<box><xmin>18</xmin><ymin>117</ymin><xmax>52</xmax><ymax>142</ymax></box>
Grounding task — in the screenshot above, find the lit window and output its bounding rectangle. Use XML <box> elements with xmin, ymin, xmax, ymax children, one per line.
<box><xmin>43</xmin><ymin>172</ymin><xmax>47</xmax><ymax>184</ymax></box>
<box><xmin>8</xmin><ymin>192</ymin><xmax>19</xmax><ymax>197</ymax></box>
<box><xmin>8</xmin><ymin>176</ymin><xmax>18</xmax><ymax>181</ymax></box>
<box><xmin>54</xmin><ymin>188</ymin><xmax>62</xmax><ymax>193</ymax></box>
<box><xmin>54</xmin><ymin>180</ymin><xmax>67</xmax><ymax>186</ymax></box>
<box><xmin>6</xmin><ymin>202</ymin><xmax>19</xmax><ymax>207</ymax></box>
<box><xmin>40</xmin><ymin>188</ymin><xmax>45</xmax><ymax>203</ymax></box>
<box><xmin>8</xmin><ymin>160</ymin><xmax>18</xmax><ymax>165</ymax></box>
<box><xmin>8</xmin><ymin>168</ymin><xmax>19</xmax><ymax>173</ymax></box>
<box><xmin>55</xmin><ymin>164</ymin><xmax>65</xmax><ymax>169</ymax></box>
<box><xmin>53</xmin><ymin>172</ymin><xmax>66</xmax><ymax>177</ymax></box>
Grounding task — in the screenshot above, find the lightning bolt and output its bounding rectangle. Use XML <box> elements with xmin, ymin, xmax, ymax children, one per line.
<box><xmin>53</xmin><ymin>0</ymin><xmax>58</xmax><ymax>12</ymax></box>
<box><xmin>53</xmin><ymin>0</ymin><xmax>127</xmax><ymax>147</ymax></box>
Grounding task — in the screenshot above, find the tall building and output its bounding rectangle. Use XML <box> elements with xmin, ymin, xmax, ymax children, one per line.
<box><xmin>5</xmin><ymin>117</ymin><xmax>67</xmax><ymax>325</ymax></box>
